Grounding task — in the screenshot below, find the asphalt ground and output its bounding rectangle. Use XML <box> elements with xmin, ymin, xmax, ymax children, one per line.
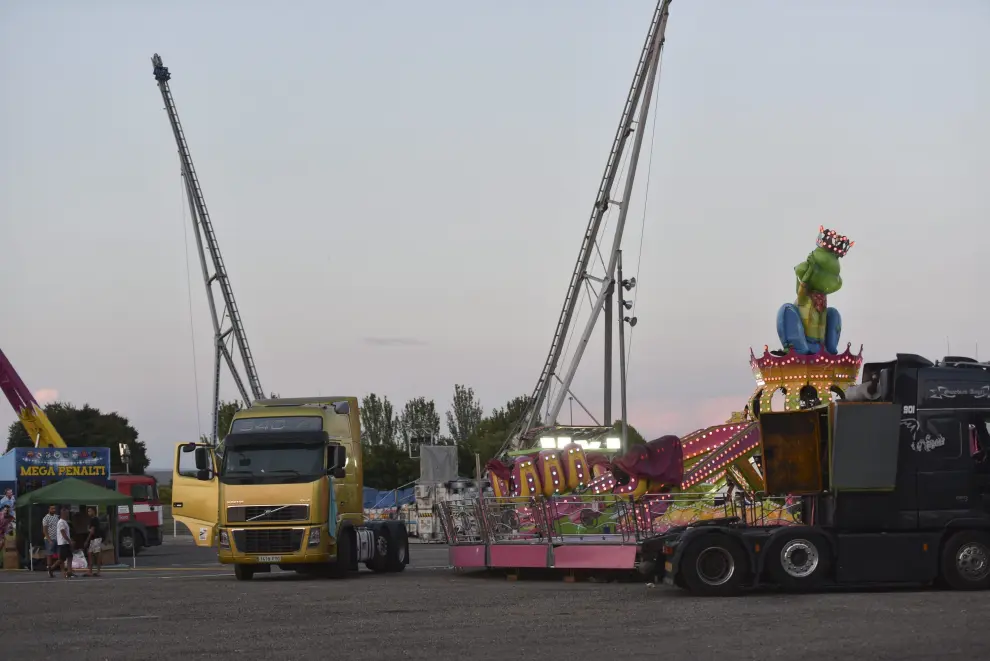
<box><xmin>3</xmin><ymin>536</ymin><xmax>989</xmax><ymax>661</ymax></box>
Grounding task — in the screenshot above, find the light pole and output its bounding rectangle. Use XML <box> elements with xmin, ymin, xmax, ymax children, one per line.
<box><xmin>118</xmin><ymin>443</ymin><xmax>132</xmax><ymax>474</ymax></box>
<box><xmin>617</xmin><ymin>250</ymin><xmax>637</xmax><ymax>452</ymax></box>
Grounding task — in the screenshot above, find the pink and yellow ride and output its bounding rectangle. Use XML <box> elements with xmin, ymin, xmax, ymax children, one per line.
<box><xmin>441</xmin><ymin>225</ymin><xmax>864</xmax><ymax>572</ymax></box>
<box><xmin>440</xmin><ymin>343</ymin><xmax>864</xmax><ymax>572</ymax></box>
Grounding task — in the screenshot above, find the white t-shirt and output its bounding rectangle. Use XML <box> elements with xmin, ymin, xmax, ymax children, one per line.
<box><xmin>56</xmin><ymin>518</ymin><xmax>71</xmax><ymax>546</ymax></box>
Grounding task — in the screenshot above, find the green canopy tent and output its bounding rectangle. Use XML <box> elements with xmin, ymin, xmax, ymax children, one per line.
<box><xmin>15</xmin><ymin>478</ymin><xmax>135</xmax><ymax>569</ymax></box>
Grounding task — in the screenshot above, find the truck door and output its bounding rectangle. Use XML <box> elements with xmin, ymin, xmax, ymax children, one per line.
<box><xmin>967</xmin><ymin>418</ymin><xmax>990</xmax><ymax>513</ymax></box>
<box><xmin>171</xmin><ymin>443</ymin><xmax>219</xmax><ymax>547</ymax></box>
<box><xmin>914</xmin><ymin>414</ymin><xmax>969</xmax><ymax>528</ymax></box>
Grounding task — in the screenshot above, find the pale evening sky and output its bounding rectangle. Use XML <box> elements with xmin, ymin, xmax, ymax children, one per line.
<box><xmin>1</xmin><ymin>1</ymin><xmax>988</xmax><ymax>469</ymax></box>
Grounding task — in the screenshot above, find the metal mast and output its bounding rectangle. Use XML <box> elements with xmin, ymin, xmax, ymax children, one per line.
<box><xmin>152</xmin><ymin>54</ymin><xmax>265</xmax><ymax>444</ymax></box>
<box><xmin>505</xmin><ymin>0</ymin><xmax>672</xmax><ymax>450</ymax></box>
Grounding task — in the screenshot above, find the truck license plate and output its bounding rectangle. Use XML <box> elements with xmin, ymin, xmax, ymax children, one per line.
<box><xmin>255</xmin><ymin>555</ymin><xmax>281</xmax><ymax>563</ymax></box>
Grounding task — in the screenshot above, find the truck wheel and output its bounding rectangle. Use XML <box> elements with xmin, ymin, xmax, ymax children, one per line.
<box><xmin>679</xmin><ymin>534</ymin><xmax>750</xmax><ymax>596</ymax></box>
<box><xmin>329</xmin><ymin>528</ymin><xmax>355</xmax><ymax>578</ymax></box>
<box><xmin>385</xmin><ymin>522</ymin><xmax>408</xmax><ymax>573</ymax></box>
<box><xmin>941</xmin><ymin>530</ymin><xmax>990</xmax><ymax>591</ymax></box>
<box><xmin>766</xmin><ymin>530</ymin><xmax>831</xmax><ymax>590</ymax></box>
<box><xmin>234</xmin><ymin>565</ymin><xmax>254</xmax><ymax>581</ymax></box>
<box><xmin>119</xmin><ymin>529</ymin><xmax>143</xmax><ymax>557</ymax></box>
<box><xmin>366</xmin><ymin>525</ymin><xmax>391</xmax><ymax>573</ymax></box>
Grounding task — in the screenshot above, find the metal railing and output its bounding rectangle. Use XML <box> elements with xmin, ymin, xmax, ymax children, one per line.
<box><xmin>437</xmin><ymin>493</ymin><xmax>803</xmax><ymax>546</ymax></box>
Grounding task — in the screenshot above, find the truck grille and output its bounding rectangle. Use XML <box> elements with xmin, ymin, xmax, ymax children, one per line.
<box><xmin>232</xmin><ymin>529</ymin><xmax>305</xmax><ymax>554</ymax></box>
<box><xmin>226</xmin><ymin>505</ymin><xmax>309</xmax><ymax>523</ymax></box>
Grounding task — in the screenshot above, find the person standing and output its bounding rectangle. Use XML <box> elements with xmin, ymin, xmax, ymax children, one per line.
<box><xmin>0</xmin><ymin>488</ymin><xmax>14</xmax><ymax>511</ymax></box>
<box><xmin>55</xmin><ymin>507</ymin><xmax>75</xmax><ymax>579</ymax></box>
<box><xmin>84</xmin><ymin>507</ymin><xmax>103</xmax><ymax>576</ymax></box>
<box><xmin>42</xmin><ymin>503</ymin><xmax>60</xmax><ymax>577</ymax></box>
<box><xmin>0</xmin><ymin>505</ymin><xmax>13</xmax><ymax>554</ymax></box>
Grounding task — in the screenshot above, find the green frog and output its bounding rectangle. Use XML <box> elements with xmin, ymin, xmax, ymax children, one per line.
<box><xmin>776</xmin><ymin>226</ymin><xmax>853</xmax><ymax>355</ymax></box>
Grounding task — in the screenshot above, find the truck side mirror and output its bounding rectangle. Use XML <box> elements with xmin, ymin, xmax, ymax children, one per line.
<box><xmin>328</xmin><ymin>445</ymin><xmax>347</xmax><ymax>478</ymax></box>
<box><xmin>194</xmin><ymin>447</ymin><xmax>210</xmax><ymax>471</ymax></box>
<box><xmin>195</xmin><ymin>468</ymin><xmax>213</xmax><ymax>481</ymax></box>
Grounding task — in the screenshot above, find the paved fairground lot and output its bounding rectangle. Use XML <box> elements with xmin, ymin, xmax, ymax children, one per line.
<box><xmin>3</xmin><ymin>534</ymin><xmax>989</xmax><ymax>660</ymax></box>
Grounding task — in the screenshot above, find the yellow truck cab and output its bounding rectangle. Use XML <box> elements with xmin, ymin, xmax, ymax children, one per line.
<box><xmin>170</xmin><ymin>396</ymin><xmax>410</xmax><ymax>580</ymax></box>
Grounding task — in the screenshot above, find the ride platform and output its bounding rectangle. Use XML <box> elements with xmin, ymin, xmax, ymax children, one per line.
<box><xmin>438</xmin><ymin>494</ymin><xmax>800</xmax><ymax>573</ymax></box>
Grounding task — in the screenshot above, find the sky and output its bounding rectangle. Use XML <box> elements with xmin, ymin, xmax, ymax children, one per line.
<box><xmin>1</xmin><ymin>0</ymin><xmax>988</xmax><ymax>470</ymax></box>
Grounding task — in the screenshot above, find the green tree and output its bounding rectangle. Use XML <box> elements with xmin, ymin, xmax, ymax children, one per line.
<box><xmin>6</xmin><ymin>401</ymin><xmax>151</xmax><ymax>474</ymax></box>
<box><xmin>445</xmin><ymin>384</ymin><xmax>483</xmax><ymax>444</ymax></box>
<box><xmin>361</xmin><ymin>441</ymin><xmax>418</xmax><ymax>491</ymax></box>
<box><xmin>199</xmin><ymin>399</ymin><xmax>243</xmax><ymax>444</ymax></box>
<box><xmin>360</xmin><ymin>393</ymin><xmax>399</xmax><ymax>447</ymax></box>
<box><xmin>611</xmin><ymin>420</ymin><xmax>647</xmax><ymax>447</ymax></box>
<box><xmin>397</xmin><ymin>397</ymin><xmax>442</xmax><ymax>446</ymax></box>
<box><xmin>359</xmin><ymin>393</ymin><xmax>419</xmax><ymax>490</ymax></box>
<box><xmin>457</xmin><ymin>395</ymin><xmax>534</xmax><ymax>476</ymax></box>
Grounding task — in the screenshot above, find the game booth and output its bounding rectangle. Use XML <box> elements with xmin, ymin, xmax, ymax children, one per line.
<box><xmin>0</xmin><ymin>448</ymin><xmax>135</xmax><ymax>570</ymax></box>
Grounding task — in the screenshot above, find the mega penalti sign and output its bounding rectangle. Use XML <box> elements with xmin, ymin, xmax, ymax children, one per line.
<box><xmin>15</xmin><ymin>447</ymin><xmax>111</xmax><ymax>479</ymax></box>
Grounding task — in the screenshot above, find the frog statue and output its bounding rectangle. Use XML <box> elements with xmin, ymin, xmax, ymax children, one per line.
<box><xmin>776</xmin><ymin>226</ymin><xmax>853</xmax><ymax>355</ymax></box>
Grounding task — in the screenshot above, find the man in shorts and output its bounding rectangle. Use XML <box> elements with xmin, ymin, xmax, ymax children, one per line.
<box><xmin>42</xmin><ymin>503</ymin><xmax>60</xmax><ymax>577</ymax></box>
<box><xmin>84</xmin><ymin>506</ymin><xmax>103</xmax><ymax>576</ymax></box>
<box><xmin>55</xmin><ymin>507</ymin><xmax>75</xmax><ymax>579</ymax></box>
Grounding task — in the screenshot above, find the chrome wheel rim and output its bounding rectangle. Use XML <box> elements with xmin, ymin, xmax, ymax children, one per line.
<box><xmin>696</xmin><ymin>547</ymin><xmax>734</xmax><ymax>586</ymax></box>
<box><xmin>780</xmin><ymin>539</ymin><xmax>819</xmax><ymax>578</ymax></box>
<box><xmin>956</xmin><ymin>542</ymin><xmax>990</xmax><ymax>582</ymax></box>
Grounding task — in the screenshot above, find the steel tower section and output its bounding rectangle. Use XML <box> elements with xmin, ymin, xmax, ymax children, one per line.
<box><xmin>152</xmin><ymin>54</ymin><xmax>265</xmax><ymax>444</ymax></box>
<box><xmin>505</xmin><ymin>0</ymin><xmax>672</xmax><ymax>451</ymax></box>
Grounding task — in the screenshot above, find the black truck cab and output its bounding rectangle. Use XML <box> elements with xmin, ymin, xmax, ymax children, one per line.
<box><xmin>835</xmin><ymin>353</ymin><xmax>990</xmax><ymax>531</ymax></box>
<box><xmin>643</xmin><ymin>353</ymin><xmax>990</xmax><ymax>595</ymax></box>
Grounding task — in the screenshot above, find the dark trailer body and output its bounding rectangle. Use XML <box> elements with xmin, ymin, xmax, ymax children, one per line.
<box><xmin>641</xmin><ymin>353</ymin><xmax>990</xmax><ymax>595</ymax></box>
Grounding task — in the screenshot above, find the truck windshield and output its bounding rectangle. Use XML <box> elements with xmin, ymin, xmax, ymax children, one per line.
<box><xmin>219</xmin><ymin>442</ymin><xmax>325</xmax><ymax>485</ymax></box>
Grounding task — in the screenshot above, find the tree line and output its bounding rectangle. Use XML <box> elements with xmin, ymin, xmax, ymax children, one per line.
<box><xmin>6</xmin><ymin>388</ymin><xmax>647</xmax><ymax>491</ymax></box>
<box><xmin>355</xmin><ymin>385</ymin><xmax>645</xmax><ymax>490</ymax></box>
<box><xmin>6</xmin><ymin>402</ymin><xmax>151</xmax><ymax>474</ymax></box>
<box><xmin>207</xmin><ymin>385</ymin><xmax>533</xmax><ymax>490</ymax></box>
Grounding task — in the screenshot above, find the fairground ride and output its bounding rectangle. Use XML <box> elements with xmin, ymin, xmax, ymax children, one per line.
<box><xmin>439</xmin><ymin>0</ymin><xmax>868</xmax><ymax>574</ymax></box>
<box><xmin>0</xmin><ymin>348</ymin><xmax>67</xmax><ymax>449</ymax></box>
<box><xmin>151</xmin><ymin>54</ymin><xmax>265</xmax><ymax>444</ymax></box>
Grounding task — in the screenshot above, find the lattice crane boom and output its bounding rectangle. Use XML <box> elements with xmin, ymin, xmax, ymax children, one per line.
<box><xmin>152</xmin><ymin>54</ymin><xmax>265</xmax><ymax>443</ymax></box>
<box><xmin>503</xmin><ymin>0</ymin><xmax>672</xmax><ymax>452</ymax></box>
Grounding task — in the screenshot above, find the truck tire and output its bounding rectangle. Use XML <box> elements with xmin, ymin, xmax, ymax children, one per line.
<box><xmin>766</xmin><ymin>529</ymin><xmax>831</xmax><ymax>590</ymax></box>
<box><xmin>940</xmin><ymin>530</ymin><xmax>990</xmax><ymax>591</ymax></box>
<box><xmin>366</xmin><ymin>525</ymin><xmax>391</xmax><ymax>573</ymax></box>
<box><xmin>119</xmin><ymin>528</ymin><xmax>143</xmax><ymax>557</ymax></box>
<box><xmin>329</xmin><ymin>527</ymin><xmax>355</xmax><ymax>578</ymax></box>
<box><xmin>678</xmin><ymin>534</ymin><xmax>750</xmax><ymax>596</ymax></box>
<box><xmin>385</xmin><ymin>521</ymin><xmax>408</xmax><ymax>573</ymax></box>
<box><xmin>234</xmin><ymin>565</ymin><xmax>254</xmax><ymax>581</ymax></box>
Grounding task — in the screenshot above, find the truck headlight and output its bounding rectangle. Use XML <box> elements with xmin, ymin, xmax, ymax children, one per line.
<box><xmin>308</xmin><ymin>527</ymin><xmax>321</xmax><ymax>547</ymax></box>
<box><xmin>219</xmin><ymin>530</ymin><xmax>229</xmax><ymax>548</ymax></box>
